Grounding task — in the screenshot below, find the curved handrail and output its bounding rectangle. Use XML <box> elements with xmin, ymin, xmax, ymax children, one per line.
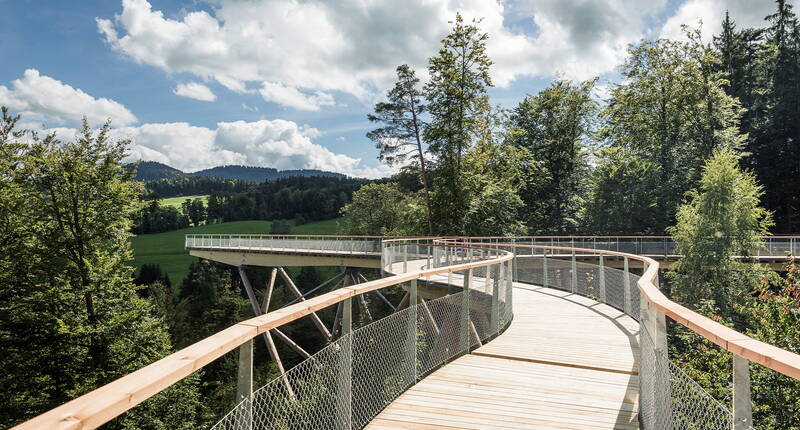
<box><xmin>14</xmin><ymin>241</ymin><xmax>511</xmax><ymax>430</ymax></box>
<box><xmin>458</xmin><ymin>240</ymin><xmax>800</xmax><ymax>380</ymax></box>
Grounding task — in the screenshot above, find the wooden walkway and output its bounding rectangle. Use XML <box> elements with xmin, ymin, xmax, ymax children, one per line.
<box><xmin>366</xmin><ymin>283</ymin><xmax>640</xmax><ymax>429</ymax></box>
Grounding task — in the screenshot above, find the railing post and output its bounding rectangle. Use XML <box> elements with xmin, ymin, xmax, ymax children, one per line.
<box><xmin>236</xmin><ymin>338</ymin><xmax>253</xmax><ymax>430</ymax></box>
<box><xmin>491</xmin><ymin>264</ymin><xmax>500</xmax><ymax>335</ymax></box>
<box><xmin>409</xmin><ymin>279</ymin><xmax>418</xmax><ymax>382</ymax></box>
<box><xmin>512</xmin><ymin>246</ymin><xmax>518</xmax><ymax>282</ymax></box>
<box><xmin>571</xmin><ymin>250</ymin><xmax>577</xmax><ymax>293</ymax></box>
<box><xmin>623</xmin><ymin>257</ymin><xmax>632</xmax><ymax>315</ymax></box>
<box><xmin>460</xmin><ymin>269</ymin><xmax>472</xmax><ymax>354</ymax></box>
<box><xmin>338</xmin><ymin>297</ymin><xmax>352</xmax><ymax>430</ymax></box>
<box><xmin>598</xmin><ymin>253</ymin><xmax>606</xmax><ymax>303</ymax></box>
<box><xmin>403</xmin><ymin>243</ymin><xmax>408</xmax><ymax>273</ymax></box>
<box><xmin>733</xmin><ymin>355</ymin><xmax>753</xmax><ymax>430</ymax></box>
<box><xmin>542</xmin><ymin>250</ymin><xmax>549</xmax><ymax>288</ymax></box>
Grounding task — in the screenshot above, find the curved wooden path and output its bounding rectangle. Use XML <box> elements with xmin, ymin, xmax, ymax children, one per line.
<box><xmin>367</xmin><ymin>282</ymin><xmax>640</xmax><ymax>429</ymax></box>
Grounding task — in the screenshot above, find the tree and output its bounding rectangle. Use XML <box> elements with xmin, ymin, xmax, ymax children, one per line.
<box><xmin>424</xmin><ymin>13</ymin><xmax>493</xmax><ymax>234</ymax></box>
<box><xmin>602</xmin><ymin>30</ymin><xmax>746</xmax><ymax>233</ymax></box>
<box><xmin>743</xmin><ymin>0</ymin><xmax>800</xmax><ymax>232</ymax></box>
<box><xmin>508</xmin><ymin>79</ymin><xmax>597</xmax><ymax>233</ymax></box>
<box><xmin>0</xmin><ymin>110</ymin><xmax>203</xmax><ymax>428</ymax></box>
<box><xmin>667</xmin><ymin>147</ymin><xmax>773</xmax><ymax>310</ymax></box>
<box><xmin>582</xmin><ymin>147</ymin><xmax>660</xmax><ymax>234</ymax></box>
<box><xmin>368</xmin><ymin>64</ymin><xmax>434</xmax><ymax>234</ymax></box>
<box><xmin>339</xmin><ymin>182</ymin><xmax>425</xmax><ymax>235</ymax></box>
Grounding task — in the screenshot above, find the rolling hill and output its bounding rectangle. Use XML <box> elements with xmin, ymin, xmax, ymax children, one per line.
<box><xmin>127</xmin><ymin>161</ymin><xmax>346</xmax><ymax>182</ymax></box>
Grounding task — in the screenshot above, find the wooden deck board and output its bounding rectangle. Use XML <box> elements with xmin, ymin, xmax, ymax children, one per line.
<box><xmin>365</xmin><ymin>282</ymin><xmax>640</xmax><ymax>429</ymax></box>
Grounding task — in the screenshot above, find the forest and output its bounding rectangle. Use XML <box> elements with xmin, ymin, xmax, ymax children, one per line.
<box><xmin>2</xmin><ymin>1</ymin><xmax>800</xmax><ymax>429</ymax></box>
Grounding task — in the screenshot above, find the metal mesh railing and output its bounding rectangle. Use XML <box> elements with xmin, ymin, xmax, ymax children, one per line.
<box><xmin>186</xmin><ymin>234</ymin><xmax>382</xmax><ymax>254</ymax></box>
<box><xmin>210</xmin><ymin>241</ymin><xmax>511</xmax><ymax>430</ymax></box>
<box><xmin>490</xmin><ymin>243</ymin><xmax>746</xmax><ymax>430</ymax></box>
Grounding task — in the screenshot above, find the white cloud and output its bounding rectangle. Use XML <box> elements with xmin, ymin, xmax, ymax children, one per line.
<box><xmin>259</xmin><ymin>82</ymin><xmax>335</xmax><ymax>111</ymax></box>
<box><xmin>113</xmin><ymin>120</ymin><xmax>392</xmax><ymax>178</ymax></box>
<box><xmin>661</xmin><ymin>0</ymin><xmax>800</xmax><ymax>42</ymax></box>
<box><xmin>173</xmin><ymin>82</ymin><xmax>216</xmax><ymax>101</ymax></box>
<box><xmin>0</xmin><ymin>69</ymin><xmax>137</xmax><ymax>127</ymax></box>
<box><xmin>97</xmin><ymin>0</ymin><xmax>669</xmax><ymax>107</ymax></box>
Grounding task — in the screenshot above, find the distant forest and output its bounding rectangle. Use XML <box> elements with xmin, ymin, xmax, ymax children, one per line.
<box><xmin>134</xmin><ymin>175</ymin><xmax>364</xmax><ymax>234</ymax></box>
<box><xmin>128</xmin><ymin>160</ymin><xmax>346</xmax><ymax>183</ymax></box>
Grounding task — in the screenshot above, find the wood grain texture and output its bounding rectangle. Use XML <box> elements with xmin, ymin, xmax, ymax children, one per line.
<box><xmin>366</xmin><ymin>282</ymin><xmax>640</xmax><ymax>429</ymax></box>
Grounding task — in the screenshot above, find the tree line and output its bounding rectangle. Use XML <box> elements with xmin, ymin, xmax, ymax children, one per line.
<box><xmin>344</xmin><ymin>3</ymin><xmax>800</xmax><ymax>236</ymax></box>
<box><xmin>132</xmin><ymin>175</ymin><xmax>364</xmax><ymax>234</ymax></box>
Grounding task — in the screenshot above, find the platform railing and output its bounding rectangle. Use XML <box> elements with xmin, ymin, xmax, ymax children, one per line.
<box><xmin>185</xmin><ymin>234</ymin><xmax>384</xmax><ymax>254</ymax></box>
<box><xmin>461</xmin><ymin>239</ymin><xmax>800</xmax><ymax>430</ymax></box>
<box><xmin>468</xmin><ymin>235</ymin><xmax>800</xmax><ymax>258</ymax></box>
<box><xmin>14</xmin><ymin>239</ymin><xmax>512</xmax><ymax>430</ymax></box>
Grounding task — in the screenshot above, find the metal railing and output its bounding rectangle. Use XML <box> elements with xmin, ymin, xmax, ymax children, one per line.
<box><xmin>185</xmin><ymin>234</ymin><xmax>383</xmax><ymax>255</ymax></box>
<box><xmin>211</xmin><ymin>239</ymin><xmax>513</xmax><ymax>430</ymax></box>
<box><xmin>17</xmin><ymin>236</ymin><xmax>800</xmax><ymax>430</ymax></box>
<box><xmin>14</xmin><ymin>239</ymin><xmax>512</xmax><ymax>430</ymax></box>
<box><xmin>469</xmin><ymin>235</ymin><xmax>800</xmax><ymax>258</ymax></box>
<box><xmin>461</xmin><ymin>239</ymin><xmax>800</xmax><ymax>430</ymax></box>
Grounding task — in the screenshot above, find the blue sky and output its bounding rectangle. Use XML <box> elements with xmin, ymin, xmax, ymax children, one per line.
<box><xmin>0</xmin><ymin>0</ymin><xmax>786</xmax><ymax>177</ymax></box>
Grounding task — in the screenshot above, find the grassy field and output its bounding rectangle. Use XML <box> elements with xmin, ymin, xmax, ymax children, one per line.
<box><xmin>159</xmin><ymin>195</ymin><xmax>208</xmax><ymax>209</ymax></box>
<box><xmin>130</xmin><ymin>218</ymin><xmax>341</xmax><ymax>285</ymax></box>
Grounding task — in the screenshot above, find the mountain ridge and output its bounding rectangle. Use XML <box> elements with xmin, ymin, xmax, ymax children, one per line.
<box><xmin>127</xmin><ymin>161</ymin><xmax>347</xmax><ymax>182</ymax></box>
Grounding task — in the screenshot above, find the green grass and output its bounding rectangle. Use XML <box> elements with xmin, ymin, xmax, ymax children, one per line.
<box><xmin>130</xmin><ymin>218</ymin><xmax>342</xmax><ymax>285</ymax></box>
<box><xmin>159</xmin><ymin>195</ymin><xmax>208</xmax><ymax>209</ymax></box>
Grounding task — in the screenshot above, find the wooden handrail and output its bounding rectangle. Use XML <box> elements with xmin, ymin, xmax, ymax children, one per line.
<box><xmin>13</xmin><ymin>243</ymin><xmax>511</xmax><ymax>430</ymax></box>
<box><xmin>462</xmin><ymin>240</ymin><xmax>800</xmax><ymax>381</ymax></box>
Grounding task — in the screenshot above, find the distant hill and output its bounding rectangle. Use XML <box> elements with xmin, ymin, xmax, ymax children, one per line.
<box><xmin>129</xmin><ymin>161</ymin><xmax>186</xmax><ymax>181</ymax></box>
<box><xmin>191</xmin><ymin>165</ymin><xmax>346</xmax><ymax>182</ymax></box>
<box><xmin>127</xmin><ymin>161</ymin><xmax>347</xmax><ymax>182</ymax></box>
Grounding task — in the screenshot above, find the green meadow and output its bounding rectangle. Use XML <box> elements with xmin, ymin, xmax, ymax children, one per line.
<box><xmin>129</xmin><ymin>218</ymin><xmax>341</xmax><ymax>284</ymax></box>
<box><xmin>158</xmin><ymin>195</ymin><xmax>209</xmax><ymax>209</ymax></box>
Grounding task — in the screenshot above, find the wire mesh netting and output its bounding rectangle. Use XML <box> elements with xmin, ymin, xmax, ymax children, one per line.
<box><xmin>211</xmin><ymin>242</ymin><xmax>504</xmax><ymax>430</ymax></box>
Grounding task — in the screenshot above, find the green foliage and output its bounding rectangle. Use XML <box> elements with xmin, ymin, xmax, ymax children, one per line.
<box><xmin>368</xmin><ymin>64</ymin><xmax>434</xmax><ymax>234</ymax></box>
<box><xmin>600</xmin><ymin>29</ymin><xmax>746</xmax><ymax>233</ymax></box>
<box><xmin>425</xmin><ymin>14</ymin><xmax>493</xmax><ymax>234</ymax></box>
<box><xmin>582</xmin><ymin>147</ymin><xmax>660</xmax><ymax>234</ymax></box>
<box><xmin>270</xmin><ymin>219</ymin><xmax>292</xmax><ymax>234</ymax></box>
<box><xmin>670</xmin><ymin>258</ymin><xmax>800</xmax><ymax>430</ymax></box>
<box><xmin>668</xmin><ymin>147</ymin><xmax>773</xmax><ymax>309</ymax></box>
<box><xmin>508</xmin><ymin>79</ymin><xmax>597</xmax><ymax>233</ymax></box>
<box><xmin>339</xmin><ymin>183</ymin><xmax>425</xmax><ymax>235</ymax></box>
<box><xmin>0</xmin><ymin>108</ymin><xmax>203</xmax><ymax>428</ymax></box>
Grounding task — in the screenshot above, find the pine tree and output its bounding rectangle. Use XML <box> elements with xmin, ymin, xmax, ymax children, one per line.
<box><xmin>368</xmin><ymin>65</ymin><xmax>434</xmax><ymax>234</ymax></box>
<box><xmin>424</xmin><ymin>14</ymin><xmax>493</xmax><ymax>234</ymax></box>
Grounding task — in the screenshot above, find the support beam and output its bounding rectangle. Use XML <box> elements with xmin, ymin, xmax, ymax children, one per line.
<box><xmin>419</xmin><ymin>297</ymin><xmax>440</xmax><ymax>337</ymax></box>
<box><xmin>273</xmin><ymin>328</ymin><xmax>311</xmax><ymax>359</ymax></box>
<box><xmin>278</xmin><ymin>267</ymin><xmax>332</xmax><ymax>341</ymax></box>
<box><xmin>260</xmin><ymin>268</ymin><xmax>277</xmax><ymax>313</ymax></box>
<box><xmin>395</xmin><ymin>292</ymin><xmax>410</xmax><ymax>312</ymax></box>
<box><xmin>237</xmin><ymin>267</ymin><xmax>294</xmax><ymax>397</ymax></box>
<box><xmin>360</xmin><ymin>273</ymin><xmax>396</xmax><ymax>311</ymax></box>
<box><xmin>285</xmin><ymin>269</ymin><xmax>345</xmax><ymax>307</ymax></box>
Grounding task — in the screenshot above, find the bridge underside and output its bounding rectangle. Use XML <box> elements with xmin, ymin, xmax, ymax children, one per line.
<box><xmin>189</xmin><ymin>249</ymin><xmax>382</xmax><ymax>269</ymax></box>
<box><xmin>367</xmin><ymin>282</ymin><xmax>640</xmax><ymax>430</ymax></box>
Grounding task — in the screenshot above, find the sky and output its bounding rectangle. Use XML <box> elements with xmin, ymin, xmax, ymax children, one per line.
<box><xmin>0</xmin><ymin>0</ymin><xmax>792</xmax><ymax>178</ymax></box>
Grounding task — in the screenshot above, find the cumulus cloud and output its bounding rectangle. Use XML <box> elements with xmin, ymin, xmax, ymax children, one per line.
<box><xmin>661</xmin><ymin>0</ymin><xmax>800</xmax><ymax>42</ymax></box>
<box><xmin>0</xmin><ymin>69</ymin><xmax>137</xmax><ymax>127</ymax></box>
<box><xmin>259</xmin><ymin>82</ymin><xmax>335</xmax><ymax>111</ymax></box>
<box><xmin>119</xmin><ymin>120</ymin><xmax>391</xmax><ymax>177</ymax></box>
<box><xmin>97</xmin><ymin>0</ymin><xmax>670</xmax><ymax>107</ymax></box>
<box><xmin>173</xmin><ymin>82</ymin><xmax>217</xmax><ymax>101</ymax></box>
